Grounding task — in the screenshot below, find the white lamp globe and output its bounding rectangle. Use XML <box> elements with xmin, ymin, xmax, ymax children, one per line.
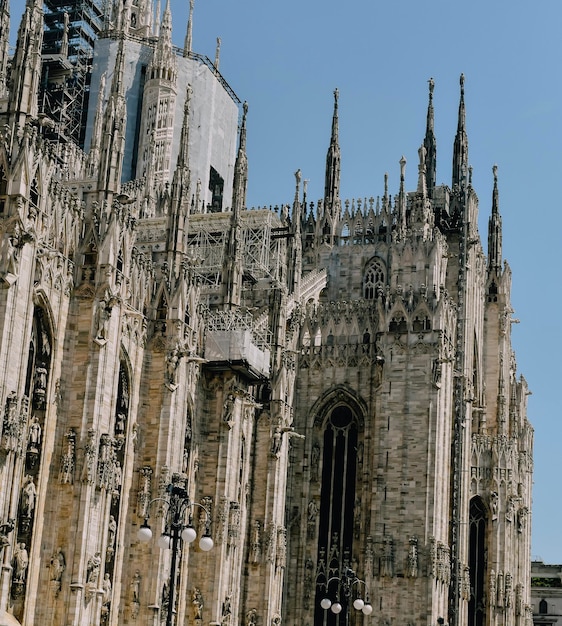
<box><xmin>157</xmin><ymin>533</ymin><xmax>172</xmax><ymax>549</ymax></box>
<box><xmin>199</xmin><ymin>535</ymin><xmax>214</xmax><ymax>551</ymax></box>
<box><xmin>181</xmin><ymin>526</ymin><xmax>197</xmax><ymax>543</ymax></box>
<box><xmin>331</xmin><ymin>602</ymin><xmax>342</xmax><ymax>614</ymax></box>
<box><xmin>320</xmin><ymin>598</ymin><xmax>332</xmax><ymax>610</ymax></box>
<box><xmin>353</xmin><ymin>598</ymin><xmax>365</xmax><ymax>611</ymax></box>
<box><xmin>137</xmin><ymin>524</ymin><xmax>152</xmax><ymax>542</ymax></box>
<box><xmin>362</xmin><ymin>603</ymin><xmax>373</xmax><ymax>616</ymax></box>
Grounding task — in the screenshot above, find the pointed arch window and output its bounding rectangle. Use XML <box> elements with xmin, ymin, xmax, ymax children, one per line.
<box><xmin>468</xmin><ymin>497</ymin><xmax>487</xmax><ymax>626</ymax></box>
<box><xmin>314</xmin><ymin>405</ymin><xmax>359</xmax><ymax>626</ymax></box>
<box><xmin>29</xmin><ymin>178</ymin><xmax>40</xmax><ymax>209</ymax></box>
<box><xmin>363</xmin><ymin>259</ymin><xmax>385</xmax><ymax>300</ymax></box>
<box><xmin>340</xmin><ymin>223</ymin><xmax>350</xmax><ymax>245</ymax></box>
<box><xmin>116</xmin><ymin>250</ymin><xmax>124</xmax><ymax>274</ymax></box>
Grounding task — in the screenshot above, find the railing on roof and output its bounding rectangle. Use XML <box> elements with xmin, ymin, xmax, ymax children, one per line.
<box><xmin>98</xmin><ymin>31</ymin><xmax>240</xmax><ymax>104</ymax></box>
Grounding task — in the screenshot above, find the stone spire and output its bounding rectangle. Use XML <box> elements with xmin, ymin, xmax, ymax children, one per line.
<box><xmin>214</xmin><ymin>37</ymin><xmax>222</xmax><ymax>71</ymax></box>
<box><xmin>0</xmin><ymin>0</ymin><xmax>10</xmax><ymax>97</ymax></box>
<box><xmin>97</xmin><ymin>37</ymin><xmax>127</xmax><ymax>196</ymax></box>
<box><xmin>87</xmin><ymin>71</ymin><xmax>107</xmax><ymax>176</ymax></box>
<box><xmin>136</xmin><ymin>0</ymin><xmax>178</xmax><ymax>182</ymax></box>
<box><xmin>231</xmin><ymin>102</ymin><xmax>249</xmax><ymax>214</ymax></box>
<box><xmin>452</xmin><ymin>73</ymin><xmax>469</xmax><ymax>190</ymax></box>
<box><xmin>487</xmin><ymin>164</ymin><xmax>503</xmax><ymax>275</ymax></box>
<box><xmin>176</xmin><ymin>85</ymin><xmax>192</xmax><ymax>173</ymax></box>
<box><xmin>382</xmin><ymin>172</ymin><xmax>389</xmax><ymax>211</ymax></box>
<box><xmin>222</xmin><ymin>103</ymin><xmax>248</xmax><ymax>309</ymax></box>
<box><xmin>153</xmin><ymin>0</ymin><xmax>161</xmax><ymax>36</ymax></box>
<box><xmin>167</xmin><ymin>84</ymin><xmax>193</xmax><ymax>273</ymax></box>
<box><xmin>152</xmin><ymin>0</ymin><xmax>176</xmax><ymax>77</ymax></box>
<box><xmin>8</xmin><ymin>0</ymin><xmax>43</xmax><ymax>133</ymax></box>
<box><xmin>417</xmin><ymin>145</ymin><xmax>427</xmax><ymax>198</ymax></box>
<box><xmin>423</xmin><ymin>77</ymin><xmax>437</xmax><ymax>198</ymax></box>
<box><xmin>289</xmin><ymin>169</ymin><xmax>303</xmax><ymax>294</ymax></box>
<box><xmin>324</xmin><ymin>88</ymin><xmax>341</xmax><ymax>216</ymax></box>
<box><xmin>184</xmin><ymin>0</ymin><xmax>195</xmax><ymax>57</ymax></box>
<box><xmin>398</xmin><ymin>156</ymin><xmax>407</xmax><ymax>237</ymax></box>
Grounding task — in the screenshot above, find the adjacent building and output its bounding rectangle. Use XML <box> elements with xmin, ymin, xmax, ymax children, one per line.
<box><xmin>531</xmin><ymin>561</ymin><xmax>562</xmax><ymax>625</ymax></box>
<box><xmin>0</xmin><ymin>1</ymin><xmax>532</xmax><ymax>625</ymax></box>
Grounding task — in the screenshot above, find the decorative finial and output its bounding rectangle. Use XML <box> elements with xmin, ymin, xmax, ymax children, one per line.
<box><xmin>492</xmin><ymin>164</ymin><xmax>498</xmax><ymax>183</ymax></box>
<box><xmin>417</xmin><ymin>146</ymin><xmax>427</xmax><ymax>196</ymax></box>
<box><xmin>418</xmin><ymin>146</ymin><xmax>426</xmax><ymax>168</ymax></box>
<box><xmin>460</xmin><ymin>73</ymin><xmax>465</xmax><ymax>93</ymax></box>
<box><xmin>400</xmin><ymin>156</ymin><xmax>406</xmax><ymax>181</ymax></box>
<box><xmin>214</xmin><ymin>37</ymin><xmax>221</xmax><ymax>70</ymax></box>
<box><xmin>334</xmin><ymin>88</ymin><xmax>339</xmax><ymax>107</ymax></box>
<box><xmin>184</xmin><ymin>0</ymin><xmax>195</xmax><ymax>56</ymax></box>
<box><xmin>428</xmin><ymin>77</ymin><xmax>434</xmax><ymax>99</ymax></box>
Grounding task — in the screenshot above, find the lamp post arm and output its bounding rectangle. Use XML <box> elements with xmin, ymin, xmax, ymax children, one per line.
<box><xmin>141</xmin><ymin>496</ymin><xmax>173</xmax><ymax>523</ymax></box>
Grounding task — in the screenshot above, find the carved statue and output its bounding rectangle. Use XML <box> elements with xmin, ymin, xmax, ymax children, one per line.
<box><xmin>2</xmin><ymin>391</ymin><xmax>19</xmax><ymax>451</ymax></box>
<box><xmin>82</xmin><ymin>428</ymin><xmax>97</xmax><ymax>484</ymax></box>
<box><xmin>86</xmin><ymin>552</ymin><xmax>101</xmax><ymax>585</ymax></box>
<box><xmin>49</xmin><ymin>547</ymin><xmax>66</xmax><ymax>584</ymax></box>
<box><xmin>221</xmin><ymin>594</ymin><xmax>232</xmax><ymax>624</ymax></box>
<box><xmin>166</xmin><ymin>345</ymin><xmax>182</xmax><ymax>387</ymax></box>
<box><xmin>102</xmin><ymin>573</ymin><xmax>112</xmax><ymax>605</ymax></box>
<box><xmin>107</xmin><ymin>515</ymin><xmax>117</xmax><ymax>552</ymax></box>
<box><xmin>310</xmin><ymin>443</ymin><xmax>320</xmax><ymax>482</ymax></box>
<box><xmin>271</xmin><ymin>427</ymin><xmax>282</xmax><ymax>457</ymax></box>
<box><xmin>0</xmin><ymin>519</ymin><xmax>14</xmax><ymax>551</ymax></box>
<box><xmin>307</xmin><ymin>500</ymin><xmax>317</xmax><ymax>539</ymax></box>
<box><xmin>28</xmin><ymin>415</ymin><xmax>42</xmax><ymax>447</ymax></box>
<box><xmin>115</xmin><ymin>412</ymin><xmax>126</xmax><ymax>437</ymax></box>
<box><xmin>490</xmin><ymin>491</ymin><xmax>499</xmax><ymax>521</ymax></box>
<box><xmin>222</xmin><ymin>393</ymin><xmax>235</xmax><ymax>423</ymax></box>
<box><xmin>381</xmin><ymin>536</ymin><xmax>393</xmax><ymax>577</ymax></box>
<box><xmin>192</xmin><ymin>587</ymin><xmax>203</xmax><ymax>620</ymax></box>
<box><xmin>132</xmin><ymin>570</ymin><xmax>141</xmax><ymax>604</ymax></box>
<box><xmin>13</xmin><ymin>543</ymin><xmax>29</xmax><ymax>583</ymax></box>
<box><xmin>21</xmin><ymin>475</ymin><xmax>37</xmax><ymax>518</ymax></box>
<box><xmin>95</xmin><ymin>298</ymin><xmax>111</xmax><ymax>342</ymax></box>
<box><xmin>517</xmin><ymin>507</ymin><xmax>528</xmax><ymax>533</ymax></box>
<box><xmin>33</xmin><ymin>362</ymin><xmax>48</xmax><ymax>408</ymax></box>
<box><xmin>407</xmin><ymin>537</ymin><xmax>418</xmax><ymax>577</ymax></box>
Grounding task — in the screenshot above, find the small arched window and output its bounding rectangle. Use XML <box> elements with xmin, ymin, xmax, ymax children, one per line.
<box><xmin>363</xmin><ymin>259</ymin><xmax>385</xmax><ymax>300</ymax></box>
<box><xmin>539</xmin><ymin>599</ymin><xmax>548</xmax><ymax>614</ymax></box>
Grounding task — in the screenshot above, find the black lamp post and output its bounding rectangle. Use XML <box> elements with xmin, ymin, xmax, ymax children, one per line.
<box><xmin>318</xmin><ymin>567</ymin><xmax>372</xmax><ymax>621</ymax></box>
<box><xmin>138</xmin><ymin>475</ymin><xmax>213</xmax><ymax>626</ymax></box>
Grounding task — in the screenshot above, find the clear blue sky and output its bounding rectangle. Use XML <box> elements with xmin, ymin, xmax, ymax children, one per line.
<box><xmin>11</xmin><ymin>0</ymin><xmax>562</xmax><ymax>561</ymax></box>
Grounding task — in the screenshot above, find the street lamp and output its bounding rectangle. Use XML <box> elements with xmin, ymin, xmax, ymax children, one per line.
<box><xmin>137</xmin><ymin>474</ymin><xmax>213</xmax><ymax>626</ymax></box>
<box><xmin>318</xmin><ymin>567</ymin><xmax>372</xmax><ymax>618</ymax></box>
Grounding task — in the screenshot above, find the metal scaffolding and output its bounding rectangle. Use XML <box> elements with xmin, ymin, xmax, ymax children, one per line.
<box><xmin>40</xmin><ymin>0</ymin><xmax>105</xmax><ymax>146</ymax></box>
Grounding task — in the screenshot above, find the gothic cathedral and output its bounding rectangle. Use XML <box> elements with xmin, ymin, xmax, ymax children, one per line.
<box><xmin>0</xmin><ymin>1</ymin><xmax>532</xmax><ymax>626</ymax></box>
